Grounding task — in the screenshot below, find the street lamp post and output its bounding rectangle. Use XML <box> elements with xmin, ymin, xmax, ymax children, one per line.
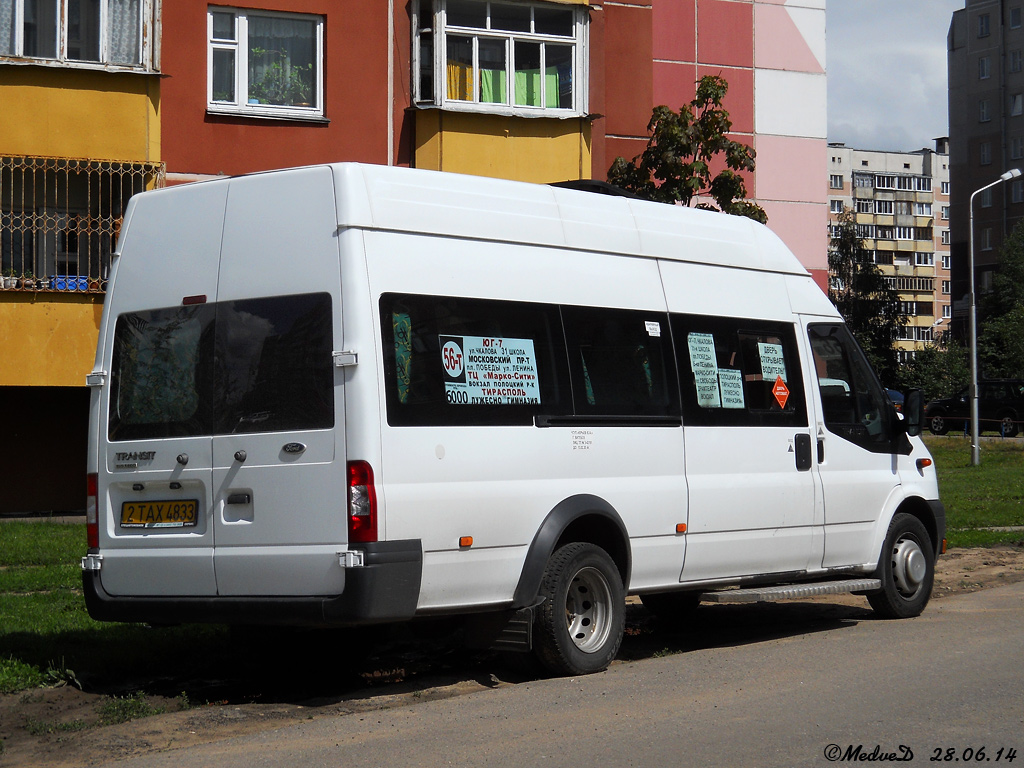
<box><xmin>967</xmin><ymin>168</ymin><xmax>1021</xmax><ymax>466</ymax></box>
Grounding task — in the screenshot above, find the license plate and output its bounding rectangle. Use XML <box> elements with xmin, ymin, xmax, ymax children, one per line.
<box><xmin>120</xmin><ymin>500</ymin><xmax>199</xmax><ymax>528</ymax></box>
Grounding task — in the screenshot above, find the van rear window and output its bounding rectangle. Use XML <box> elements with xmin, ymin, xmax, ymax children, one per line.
<box><xmin>109</xmin><ymin>293</ymin><xmax>333</xmax><ymax>440</ymax></box>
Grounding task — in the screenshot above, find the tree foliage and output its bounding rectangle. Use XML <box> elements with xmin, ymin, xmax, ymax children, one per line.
<box><xmin>976</xmin><ymin>219</ymin><xmax>1024</xmax><ymax>379</ymax></box>
<box><xmin>828</xmin><ymin>208</ymin><xmax>906</xmax><ymax>386</ymax></box>
<box><xmin>607</xmin><ymin>75</ymin><xmax>767</xmax><ymax>223</ymax></box>
<box><xmin>896</xmin><ymin>339</ymin><xmax>969</xmax><ymax>402</ymax></box>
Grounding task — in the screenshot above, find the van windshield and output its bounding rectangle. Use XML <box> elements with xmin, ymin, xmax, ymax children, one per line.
<box><xmin>108</xmin><ymin>293</ymin><xmax>334</xmax><ymax>441</ymax></box>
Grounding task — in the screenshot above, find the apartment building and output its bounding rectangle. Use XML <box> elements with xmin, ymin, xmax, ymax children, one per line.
<box><xmin>1</xmin><ymin>0</ymin><xmax>827</xmax><ymax>513</ymax></box>
<box><xmin>948</xmin><ymin>0</ymin><xmax>1024</xmax><ymax>314</ymax></box>
<box><xmin>828</xmin><ymin>141</ymin><xmax>952</xmax><ymax>362</ymax></box>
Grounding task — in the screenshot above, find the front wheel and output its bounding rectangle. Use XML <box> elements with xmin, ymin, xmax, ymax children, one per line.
<box><xmin>928</xmin><ymin>412</ymin><xmax>948</xmax><ymax>435</ymax></box>
<box><xmin>867</xmin><ymin>513</ymin><xmax>935</xmax><ymax>619</ymax></box>
<box><xmin>999</xmin><ymin>413</ymin><xmax>1020</xmax><ymax>438</ymax></box>
<box><xmin>533</xmin><ymin>542</ymin><xmax>625</xmax><ymax>676</ymax></box>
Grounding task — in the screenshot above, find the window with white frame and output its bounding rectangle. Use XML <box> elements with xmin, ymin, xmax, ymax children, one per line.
<box><xmin>982</xmin><ymin>227</ymin><xmax>993</xmax><ymax>250</ymax></box>
<box><xmin>979</xmin><ymin>13</ymin><xmax>990</xmax><ymax>37</ymax></box>
<box><xmin>941</xmin><ymin>181</ymin><xmax>950</xmax><ymax>195</ymax></box>
<box><xmin>829</xmin><ymin>174</ymin><xmax>844</xmax><ymax>189</ymax></box>
<box><xmin>0</xmin><ymin>0</ymin><xmax>152</xmax><ymax>68</ymax></box>
<box><xmin>942</xmin><ymin>254</ymin><xmax>951</xmax><ymax>269</ymax></box>
<box><xmin>942</xmin><ymin>280</ymin><xmax>951</xmax><ymax>294</ymax></box>
<box><xmin>914</xmin><ymin>202</ymin><xmax>932</xmax><ymax>216</ymax></box>
<box><xmin>980</xmin><ymin>99</ymin><xmax>991</xmax><ymax>122</ymax></box>
<box><xmin>875</xmin><ymin>175</ymin><xmax>896</xmax><ymax>189</ymax></box>
<box><xmin>208</xmin><ymin>7</ymin><xmax>324</xmax><ymax>119</ymax></box>
<box><xmin>829</xmin><ymin>199</ymin><xmax>843</xmax><ymax>214</ymax></box>
<box><xmin>1012</xmin><ymin>93</ymin><xmax>1024</xmax><ymax>116</ymax></box>
<box><xmin>1014</xmin><ymin>179</ymin><xmax>1024</xmax><ymax>203</ymax></box>
<box><xmin>942</xmin><ymin>230</ymin><xmax>951</xmax><ymax>245</ymax></box>
<box><xmin>980</xmin><ymin>142</ymin><xmax>992</xmax><ymax>165</ymax></box>
<box><xmin>979</xmin><ymin>56</ymin><xmax>991</xmax><ymax>79</ymax></box>
<box><xmin>1012</xmin><ymin>49</ymin><xmax>1023</xmax><ymax>73</ymax></box>
<box><xmin>875</xmin><ymin>199</ymin><xmax>893</xmax><ymax>215</ymax></box>
<box><xmin>943</xmin><ymin>304</ymin><xmax>952</xmax><ymax>319</ymax></box>
<box><xmin>412</xmin><ymin>0</ymin><xmax>587</xmax><ymax>117</ymax></box>
<box><xmin>1012</xmin><ymin>7</ymin><xmax>1022</xmax><ymax>28</ymax></box>
<box><xmin>915</xmin><ymin>252</ymin><xmax>934</xmax><ymax>267</ymax></box>
<box><xmin>981</xmin><ymin>188</ymin><xmax>993</xmax><ymax>207</ymax></box>
<box><xmin>855</xmin><ymin>199</ymin><xmax>873</xmax><ymax>213</ymax></box>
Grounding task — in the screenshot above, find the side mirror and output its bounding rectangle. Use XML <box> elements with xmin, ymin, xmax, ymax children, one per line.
<box><xmin>904</xmin><ymin>389</ymin><xmax>924</xmax><ymax>437</ymax></box>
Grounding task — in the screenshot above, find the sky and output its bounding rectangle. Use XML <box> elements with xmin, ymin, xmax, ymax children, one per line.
<box><xmin>826</xmin><ymin>0</ymin><xmax>965</xmax><ymax>153</ymax></box>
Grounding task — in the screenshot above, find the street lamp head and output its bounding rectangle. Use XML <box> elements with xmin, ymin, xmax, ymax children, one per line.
<box><xmin>1000</xmin><ymin>168</ymin><xmax>1022</xmax><ymax>180</ymax></box>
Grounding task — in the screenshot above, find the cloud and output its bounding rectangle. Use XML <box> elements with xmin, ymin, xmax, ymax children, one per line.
<box><xmin>826</xmin><ymin>0</ymin><xmax>962</xmax><ymax>152</ymax></box>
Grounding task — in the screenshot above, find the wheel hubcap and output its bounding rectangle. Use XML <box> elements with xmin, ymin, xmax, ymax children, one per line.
<box><xmin>891</xmin><ymin>537</ymin><xmax>927</xmax><ymax>598</ymax></box>
<box><xmin>565</xmin><ymin>566</ymin><xmax>613</xmax><ymax>653</ymax></box>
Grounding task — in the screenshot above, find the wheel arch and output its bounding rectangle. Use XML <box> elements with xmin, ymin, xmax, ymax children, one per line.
<box><xmin>512</xmin><ymin>494</ymin><xmax>631</xmax><ymax>608</ymax></box>
<box><xmin>890</xmin><ymin>495</ymin><xmax>945</xmax><ymax>562</ymax></box>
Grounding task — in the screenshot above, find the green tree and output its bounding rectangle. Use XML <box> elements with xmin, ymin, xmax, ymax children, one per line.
<box><xmin>897</xmin><ymin>338</ymin><xmax>969</xmax><ymax>401</ymax></box>
<box><xmin>977</xmin><ymin>219</ymin><xmax>1024</xmax><ymax>378</ymax></box>
<box><xmin>828</xmin><ymin>208</ymin><xmax>906</xmax><ymax>385</ymax></box>
<box><xmin>607</xmin><ymin>75</ymin><xmax>766</xmax><ymax>223</ymax></box>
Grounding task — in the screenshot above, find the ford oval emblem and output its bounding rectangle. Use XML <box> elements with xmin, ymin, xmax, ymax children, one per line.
<box><xmin>283</xmin><ymin>442</ymin><xmax>306</xmax><ymax>454</ymax></box>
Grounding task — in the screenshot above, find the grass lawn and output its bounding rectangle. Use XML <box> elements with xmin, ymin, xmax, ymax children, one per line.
<box><xmin>0</xmin><ymin>436</ymin><xmax>1021</xmax><ymax>696</ymax></box>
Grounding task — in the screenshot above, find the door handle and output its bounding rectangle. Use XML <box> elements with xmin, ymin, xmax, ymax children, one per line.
<box><xmin>226</xmin><ymin>493</ymin><xmax>251</xmax><ymax>505</ymax></box>
<box><xmin>794</xmin><ymin>433</ymin><xmax>812</xmax><ymax>472</ymax></box>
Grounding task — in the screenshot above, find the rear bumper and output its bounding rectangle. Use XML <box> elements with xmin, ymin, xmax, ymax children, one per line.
<box><xmin>83</xmin><ymin>539</ymin><xmax>423</xmax><ymax>627</ymax></box>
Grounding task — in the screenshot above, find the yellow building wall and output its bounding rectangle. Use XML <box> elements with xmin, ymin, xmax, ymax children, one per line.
<box><xmin>1</xmin><ymin>65</ymin><xmax>159</xmax><ymax>389</ymax></box>
<box><xmin>415</xmin><ymin>110</ymin><xmax>592</xmax><ymax>184</ymax></box>
<box><xmin>0</xmin><ymin>294</ymin><xmax>103</xmax><ymax>387</ymax></box>
<box><xmin>0</xmin><ymin>65</ymin><xmax>160</xmax><ymax>161</ymax></box>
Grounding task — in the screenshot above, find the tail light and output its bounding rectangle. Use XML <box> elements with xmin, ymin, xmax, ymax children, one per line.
<box><xmin>86</xmin><ymin>473</ymin><xmax>99</xmax><ymax>549</ymax></box>
<box><xmin>347</xmin><ymin>460</ymin><xmax>377</xmax><ymax>543</ymax></box>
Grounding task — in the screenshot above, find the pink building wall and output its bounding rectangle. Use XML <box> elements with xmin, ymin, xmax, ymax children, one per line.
<box><xmin>627</xmin><ymin>0</ymin><xmax>828</xmax><ymax>289</ymax></box>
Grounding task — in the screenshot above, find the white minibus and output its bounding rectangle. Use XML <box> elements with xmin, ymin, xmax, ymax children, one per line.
<box><xmin>83</xmin><ymin>164</ymin><xmax>944</xmax><ymax>675</ymax></box>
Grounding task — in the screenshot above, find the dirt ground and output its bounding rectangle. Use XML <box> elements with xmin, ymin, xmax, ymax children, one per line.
<box><xmin>2</xmin><ymin>543</ymin><xmax>1023</xmax><ymax>768</ymax></box>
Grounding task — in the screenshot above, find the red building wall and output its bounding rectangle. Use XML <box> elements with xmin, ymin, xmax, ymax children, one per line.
<box><xmin>161</xmin><ymin>0</ymin><xmax>395</xmax><ymax>180</ymax></box>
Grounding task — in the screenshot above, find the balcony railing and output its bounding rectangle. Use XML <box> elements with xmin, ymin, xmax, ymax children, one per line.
<box><xmin>1</xmin><ymin>156</ymin><xmax>165</xmax><ymax>293</ymax></box>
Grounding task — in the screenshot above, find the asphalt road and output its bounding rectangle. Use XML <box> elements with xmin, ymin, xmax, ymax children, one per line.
<box><xmin>99</xmin><ymin>582</ymin><xmax>1024</xmax><ymax>768</ymax></box>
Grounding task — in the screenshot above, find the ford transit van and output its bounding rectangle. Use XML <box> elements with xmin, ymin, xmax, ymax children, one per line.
<box><xmin>83</xmin><ymin>163</ymin><xmax>944</xmax><ymax>675</ymax></box>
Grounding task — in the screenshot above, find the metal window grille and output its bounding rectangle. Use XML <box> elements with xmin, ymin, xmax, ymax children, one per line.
<box><xmin>1</xmin><ymin>156</ymin><xmax>164</xmax><ymax>293</ymax></box>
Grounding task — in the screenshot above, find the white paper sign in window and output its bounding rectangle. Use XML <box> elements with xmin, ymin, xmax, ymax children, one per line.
<box><xmin>440</xmin><ymin>335</ymin><xmax>541</xmax><ymax>405</ymax></box>
<box><xmin>758</xmin><ymin>342</ymin><xmax>787</xmax><ymax>382</ymax></box>
<box><xmin>718</xmin><ymin>368</ymin><xmax>745</xmax><ymax>409</ymax></box>
<box><xmin>688</xmin><ymin>332</ymin><xmax>721</xmax><ymax>408</ymax></box>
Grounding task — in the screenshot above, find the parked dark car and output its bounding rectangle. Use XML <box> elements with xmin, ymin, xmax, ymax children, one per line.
<box><xmin>886</xmin><ymin>389</ymin><xmax>904</xmax><ymax>413</ymax></box>
<box><xmin>925</xmin><ymin>379</ymin><xmax>1024</xmax><ymax>437</ymax></box>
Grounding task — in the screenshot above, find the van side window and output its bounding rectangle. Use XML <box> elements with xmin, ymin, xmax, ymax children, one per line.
<box><xmin>671</xmin><ymin>314</ymin><xmax>807</xmax><ymax>428</ymax></box>
<box><xmin>808</xmin><ymin>323</ymin><xmax>900</xmax><ymax>453</ymax></box>
<box><xmin>560</xmin><ymin>306</ymin><xmax>678</xmax><ymax>417</ymax></box>
<box><xmin>380</xmin><ymin>293</ymin><xmax>568</xmax><ymax>426</ymax></box>
<box><xmin>108</xmin><ymin>293</ymin><xmax>334</xmax><ymax>441</ymax></box>
<box><xmin>110</xmin><ymin>305</ymin><xmax>215</xmax><ymax>440</ymax></box>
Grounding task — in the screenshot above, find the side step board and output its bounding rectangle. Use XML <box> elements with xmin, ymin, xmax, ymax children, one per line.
<box><xmin>699</xmin><ymin>578</ymin><xmax>882</xmax><ymax>604</ymax></box>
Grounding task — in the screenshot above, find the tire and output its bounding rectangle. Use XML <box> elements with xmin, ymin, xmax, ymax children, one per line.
<box><xmin>867</xmin><ymin>513</ymin><xmax>935</xmax><ymax>619</ymax></box>
<box><xmin>639</xmin><ymin>590</ymin><xmax>701</xmax><ymax>626</ymax></box>
<box><xmin>928</xmin><ymin>412</ymin><xmax>948</xmax><ymax>435</ymax></box>
<box><xmin>533</xmin><ymin>542</ymin><xmax>625</xmax><ymax>676</ymax></box>
<box><xmin>999</xmin><ymin>413</ymin><xmax>1020</xmax><ymax>438</ymax></box>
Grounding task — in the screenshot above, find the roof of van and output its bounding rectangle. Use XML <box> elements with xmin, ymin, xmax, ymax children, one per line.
<box><xmin>330</xmin><ymin>163</ymin><xmax>811</xmax><ymax>277</ymax></box>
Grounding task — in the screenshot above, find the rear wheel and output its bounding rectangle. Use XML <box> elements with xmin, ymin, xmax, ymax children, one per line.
<box><xmin>999</xmin><ymin>413</ymin><xmax>1020</xmax><ymax>437</ymax></box>
<box><xmin>867</xmin><ymin>513</ymin><xmax>935</xmax><ymax>619</ymax></box>
<box><xmin>533</xmin><ymin>542</ymin><xmax>625</xmax><ymax>676</ymax></box>
<box><xmin>928</xmin><ymin>412</ymin><xmax>948</xmax><ymax>435</ymax></box>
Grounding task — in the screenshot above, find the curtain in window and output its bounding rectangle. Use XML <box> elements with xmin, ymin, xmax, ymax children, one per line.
<box><xmin>107</xmin><ymin>0</ymin><xmax>141</xmax><ymax>65</ymax></box>
<box><xmin>0</xmin><ymin>0</ymin><xmax>14</xmax><ymax>55</ymax></box>
<box><xmin>248</xmin><ymin>16</ymin><xmax>316</xmax><ymax>106</ymax></box>
<box><xmin>446</xmin><ymin>61</ymin><xmax>472</xmax><ymax>101</ymax></box>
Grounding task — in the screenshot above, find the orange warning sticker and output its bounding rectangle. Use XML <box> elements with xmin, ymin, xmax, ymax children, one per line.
<box><xmin>773</xmin><ymin>375</ymin><xmax>790</xmax><ymax>409</ymax></box>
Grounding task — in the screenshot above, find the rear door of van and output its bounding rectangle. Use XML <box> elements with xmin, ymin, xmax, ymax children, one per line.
<box><xmin>209</xmin><ymin>167</ymin><xmax>347</xmax><ymax>596</ymax></box>
<box><xmin>97</xmin><ymin>181</ymin><xmax>227</xmax><ymax>597</ymax></box>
